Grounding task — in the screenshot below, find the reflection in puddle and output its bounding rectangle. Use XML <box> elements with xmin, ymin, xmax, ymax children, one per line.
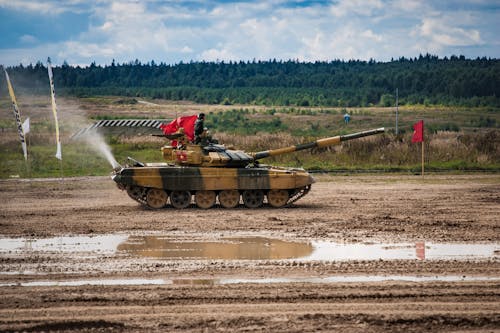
<box><xmin>117</xmin><ymin>236</ymin><xmax>314</xmax><ymax>260</ymax></box>
<box><xmin>1</xmin><ymin>275</ymin><xmax>499</xmax><ymax>287</ymax></box>
<box><xmin>172</xmin><ymin>279</ymin><xmax>217</xmax><ymax>286</ymax></box>
<box><xmin>0</xmin><ymin>235</ymin><xmax>498</xmax><ymax>262</ymax></box>
<box><xmin>416</xmin><ymin>241</ymin><xmax>426</xmax><ymax>260</ymax></box>
<box><xmin>305</xmin><ymin>241</ymin><xmax>499</xmax><ymax>261</ymax></box>
<box><xmin>117</xmin><ymin>236</ymin><xmax>499</xmax><ymax>261</ymax></box>
<box><xmin>0</xmin><ymin>235</ymin><xmax>128</xmax><ymax>254</ymax></box>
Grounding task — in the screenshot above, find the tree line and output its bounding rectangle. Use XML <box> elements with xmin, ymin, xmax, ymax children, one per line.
<box><xmin>2</xmin><ymin>54</ymin><xmax>499</xmax><ymax>107</ymax></box>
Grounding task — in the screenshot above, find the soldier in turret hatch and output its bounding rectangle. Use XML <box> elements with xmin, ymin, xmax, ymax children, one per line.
<box><xmin>194</xmin><ymin>113</ymin><xmax>205</xmax><ymax>144</ymax></box>
<box><xmin>200</xmin><ymin>127</ymin><xmax>219</xmax><ymax>146</ymax></box>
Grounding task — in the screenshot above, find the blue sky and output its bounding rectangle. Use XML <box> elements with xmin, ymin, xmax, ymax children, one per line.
<box><xmin>0</xmin><ymin>0</ymin><xmax>498</xmax><ymax>66</ymax></box>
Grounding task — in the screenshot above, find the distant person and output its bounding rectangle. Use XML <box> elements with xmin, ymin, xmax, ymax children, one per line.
<box><xmin>344</xmin><ymin>113</ymin><xmax>351</xmax><ymax>124</ymax></box>
<box><xmin>194</xmin><ymin>113</ymin><xmax>205</xmax><ymax>144</ymax></box>
<box><xmin>200</xmin><ymin>127</ymin><xmax>219</xmax><ymax>146</ymax></box>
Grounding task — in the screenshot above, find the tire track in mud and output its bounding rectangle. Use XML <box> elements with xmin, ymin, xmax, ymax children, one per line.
<box><xmin>1</xmin><ymin>175</ymin><xmax>499</xmax><ymax>241</ymax></box>
<box><xmin>1</xmin><ymin>283</ymin><xmax>499</xmax><ymax>332</ymax></box>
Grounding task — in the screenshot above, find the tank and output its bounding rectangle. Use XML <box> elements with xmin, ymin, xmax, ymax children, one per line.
<box><xmin>112</xmin><ymin>128</ymin><xmax>385</xmax><ymax>209</ymax></box>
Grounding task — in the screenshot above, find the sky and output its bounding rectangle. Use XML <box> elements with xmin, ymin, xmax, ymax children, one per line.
<box><xmin>0</xmin><ymin>0</ymin><xmax>499</xmax><ymax>67</ymax></box>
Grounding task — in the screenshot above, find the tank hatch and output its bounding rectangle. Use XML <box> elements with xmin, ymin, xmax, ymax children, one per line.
<box><xmin>203</xmin><ymin>144</ymin><xmax>254</xmax><ymax>167</ymax></box>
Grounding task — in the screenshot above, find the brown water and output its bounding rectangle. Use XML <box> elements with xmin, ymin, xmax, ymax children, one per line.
<box><xmin>117</xmin><ymin>236</ymin><xmax>314</xmax><ymax>260</ymax></box>
<box><xmin>2</xmin><ymin>234</ymin><xmax>498</xmax><ymax>287</ymax></box>
<box><xmin>1</xmin><ymin>234</ymin><xmax>498</xmax><ymax>261</ymax></box>
<box><xmin>117</xmin><ymin>235</ymin><xmax>498</xmax><ymax>261</ymax></box>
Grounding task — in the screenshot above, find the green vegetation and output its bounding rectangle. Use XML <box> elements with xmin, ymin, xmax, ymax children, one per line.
<box><xmin>1</xmin><ymin>103</ymin><xmax>498</xmax><ymax>178</ymax></box>
<box><xmin>1</xmin><ymin>53</ymin><xmax>499</xmax><ymax>178</ymax></box>
<box><xmin>2</xmin><ymin>128</ymin><xmax>498</xmax><ymax>178</ymax></box>
<box><xmin>0</xmin><ymin>139</ymin><xmax>165</xmax><ymax>178</ymax></box>
<box><xmin>1</xmin><ymin>55</ymin><xmax>499</xmax><ymax>108</ymax></box>
<box><xmin>206</xmin><ymin>109</ymin><xmax>286</xmax><ymax>134</ymax></box>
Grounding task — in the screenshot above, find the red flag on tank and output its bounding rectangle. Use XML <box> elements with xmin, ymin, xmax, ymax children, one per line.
<box><xmin>160</xmin><ymin>115</ymin><xmax>197</xmax><ymax>141</ymax></box>
<box><xmin>411</xmin><ymin>120</ymin><xmax>424</xmax><ymax>143</ymax></box>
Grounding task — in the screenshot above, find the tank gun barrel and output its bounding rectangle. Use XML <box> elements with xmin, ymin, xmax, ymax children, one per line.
<box><xmin>252</xmin><ymin>127</ymin><xmax>385</xmax><ymax>161</ymax></box>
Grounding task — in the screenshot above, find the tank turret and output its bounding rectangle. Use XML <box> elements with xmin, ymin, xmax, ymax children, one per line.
<box><xmin>112</xmin><ymin>127</ymin><xmax>385</xmax><ymax>209</ymax></box>
<box><xmin>159</xmin><ymin>127</ymin><xmax>385</xmax><ymax>168</ymax></box>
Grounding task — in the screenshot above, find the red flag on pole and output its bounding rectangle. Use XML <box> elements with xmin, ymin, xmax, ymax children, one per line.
<box><xmin>411</xmin><ymin>120</ymin><xmax>424</xmax><ymax>143</ymax></box>
<box><xmin>160</xmin><ymin>115</ymin><xmax>197</xmax><ymax>141</ymax></box>
<box><xmin>415</xmin><ymin>241</ymin><xmax>425</xmax><ymax>260</ymax></box>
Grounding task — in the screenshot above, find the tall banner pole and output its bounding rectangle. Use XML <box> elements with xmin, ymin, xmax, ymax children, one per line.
<box><xmin>421</xmin><ymin>141</ymin><xmax>425</xmax><ymax>178</ymax></box>
<box><xmin>47</xmin><ymin>60</ymin><xmax>63</xmax><ymax>179</ymax></box>
<box><xmin>23</xmin><ymin>117</ymin><xmax>32</xmax><ymax>179</ymax></box>
<box><xmin>395</xmin><ymin>88</ymin><xmax>399</xmax><ymax>135</ymax></box>
<box><xmin>3</xmin><ymin>67</ymin><xmax>29</xmax><ymax>176</ymax></box>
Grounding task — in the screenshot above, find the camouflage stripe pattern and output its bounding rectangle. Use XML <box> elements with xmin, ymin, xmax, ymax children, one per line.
<box><xmin>113</xmin><ymin>166</ymin><xmax>314</xmax><ymax>192</ymax></box>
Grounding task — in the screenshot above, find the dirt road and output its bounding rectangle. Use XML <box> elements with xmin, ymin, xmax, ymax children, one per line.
<box><xmin>0</xmin><ymin>174</ymin><xmax>499</xmax><ymax>332</ymax></box>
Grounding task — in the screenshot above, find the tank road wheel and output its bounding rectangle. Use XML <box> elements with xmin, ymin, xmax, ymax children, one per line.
<box><xmin>218</xmin><ymin>190</ymin><xmax>240</xmax><ymax>208</ymax></box>
<box><xmin>195</xmin><ymin>191</ymin><xmax>216</xmax><ymax>209</ymax></box>
<box><xmin>170</xmin><ymin>190</ymin><xmax>192</xmax><ymax>209</ymax></box>
<box><xmin>127</xmin><ymin>186</ymin><xmax>146</xmax><ymax>200</ymax></box>
<box><xmin>146</xmin><ymin>189</ymin><xmax>168</xmax><ymax>209</ymax></box>
<box><xmin>267</xmin><ymin>189</ymin><xmax>289</xmax><ymax>208</ymax></box>
<box><xmin>242</xmin><ymin>190</ymin><xmax>265</xmax><ymax>208</ymax></box>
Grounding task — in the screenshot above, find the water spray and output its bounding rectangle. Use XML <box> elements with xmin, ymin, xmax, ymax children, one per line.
<box><xmin>80</xmin><ymin>133</ymin><xmax>121</xmax><ymax>169</ymax></box>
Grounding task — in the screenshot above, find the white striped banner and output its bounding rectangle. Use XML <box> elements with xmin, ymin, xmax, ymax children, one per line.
<box><xmin>4</xmin><ymin>68</ymin><xmax>28</xmax><ymax>161</ymax></box>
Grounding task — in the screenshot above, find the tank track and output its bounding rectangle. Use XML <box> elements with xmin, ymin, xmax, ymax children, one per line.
<box><xmin>285</xmin><ymin>185</ymin><xmax>311</xmax><ymax>207</ymax></box>
<box><xmin>121</xmin><ymin>185</ymin><xmax>311</xmax><ymax>208</ymax></box>
<box><xmin>125</xmin><ymin>185</ymin><xmax>148</xmax><ymax>206</ymax></box>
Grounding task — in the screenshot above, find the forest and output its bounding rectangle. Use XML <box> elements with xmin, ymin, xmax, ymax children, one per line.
<box><xmin>1</xmin><ymin>54</ymin><xmax>499</xmax><ymax>107</ymax></box>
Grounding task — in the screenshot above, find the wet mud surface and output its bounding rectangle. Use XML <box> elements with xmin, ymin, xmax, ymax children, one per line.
<box><xmin>1</xmin><ymin>174</ymin><xmax>499</xmax><ymax>332</ymax></box>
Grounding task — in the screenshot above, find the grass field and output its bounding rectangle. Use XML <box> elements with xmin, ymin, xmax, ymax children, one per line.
<box><xmin>0</xmin><ymin>96</ymin><xmax>499</xmax><ymax>178</ymax></box>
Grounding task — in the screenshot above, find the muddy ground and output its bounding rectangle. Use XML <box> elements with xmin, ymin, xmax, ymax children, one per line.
<box><xmin>0</xmin><ymin>174</ymin><xmax>499</xmax><ymax>332</ymax></box>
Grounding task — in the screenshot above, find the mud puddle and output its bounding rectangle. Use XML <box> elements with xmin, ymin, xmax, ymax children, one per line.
<box><xmin>119</xmin><ymin>236</ymin><xmax>499</xmax><ymax>261</ymax></box>
<box><xmin>0</xmin><ymin>235</ymin><xmax>127</xmax><ymax>254</ymax></box>
<box><xmin>1</xmin><ymin>234</ymin><xmax>498</xmax><ymax>261</ymax></box>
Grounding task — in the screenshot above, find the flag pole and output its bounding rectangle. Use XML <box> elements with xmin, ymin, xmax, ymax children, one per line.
<box><xmin>47</xmin><ymin>59</ymin><xmax>63</xmax><ymax>182</ymax></box>
<box><xmin>59</xmin><ymin>158</ymin><xmax>63</xmax><ymax>182</ymax></box>
<box><xmin>23</xmin><ymin>117</ymin><xmax>32</xmax><ymax>180</ymax></box>
<box><xmin>26</xmin><ymin>131</ymin><xmax>32</xmax><ymax>180</ymax></box>
<box><xmin>421</xmin><ymin>140</ymin><xmax>424</xmax><ymax>178</ymax></box>
<box><xmin>395</xmin><ymin>88</ymin><xmax>399</xmax><ymax>135</ymax></box>
<box><xmin>3</xmin><ymin>66</ymin><xmax>30</xmax><ymax>177</ymax></box>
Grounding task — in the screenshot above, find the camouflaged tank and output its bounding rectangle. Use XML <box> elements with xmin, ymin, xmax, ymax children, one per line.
<box><xmin>112</xmin><ymin>128</ymin><xmax>385</xmax><ymax>209</ymax></box>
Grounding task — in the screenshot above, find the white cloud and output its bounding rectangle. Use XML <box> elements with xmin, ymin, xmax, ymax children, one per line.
<box><xmin>56</xmin><ymin>1</ymin><xmax>173</xmax><ymax>62</ymax></box>
<box><xmin>180</xmin><ymin>46</ymin><xmax>193</xmax><ymax>54</ymax></box>
<box><xmin>61</xmin><ymin>41</ymin><xmax>116</xmax><ymax>58</ymax></box>
<box><xmin>200</xmin><ymin>48</ymin><xmax>238</xmax><ymax>62</ymax></box>
<box><xmin>418</xmin><ymin>17</ymin><xmax>482</xmax><ymax>46</ymax></box>
<box><xmin>100</xmin><ymin>22</ymin><xmax>113</xmax><ymax>31</ymax></box>
<box><xmin>19</xmin><ymin>34</ymin><xmax>37</xmax><ymax>44</ymax></box>
<box><xmin>361</xmin><ymin>30</ymin><xmax>383</xmax><ymax>42</ymax></box>
<box><xmin>0</xmin><ymin>0</ymin><xmax>88</xmax><ymax>15</ymax></box>
<box><xmin>391</xmin><ymin>0</ymin><xmax>426</xmax><ymax>13</ymax></box>
<box><xmin>0</xmin><ymin>0</ymin><xmax>58</xmax><ymax>14</ymax></box>
<box><xmin>299</xmin><ymin>24</ymin><xmax>384</xmax><ymax>61</ymax></box>
<box><xmin>0</xmin><ymin>0</ymin><xmax>497</xmax><ymax>66</ymax></box>
<box><xmin>330</xmin><ymin>0</ymin><xmax>383</xmax><ymax>17</ymax></box>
